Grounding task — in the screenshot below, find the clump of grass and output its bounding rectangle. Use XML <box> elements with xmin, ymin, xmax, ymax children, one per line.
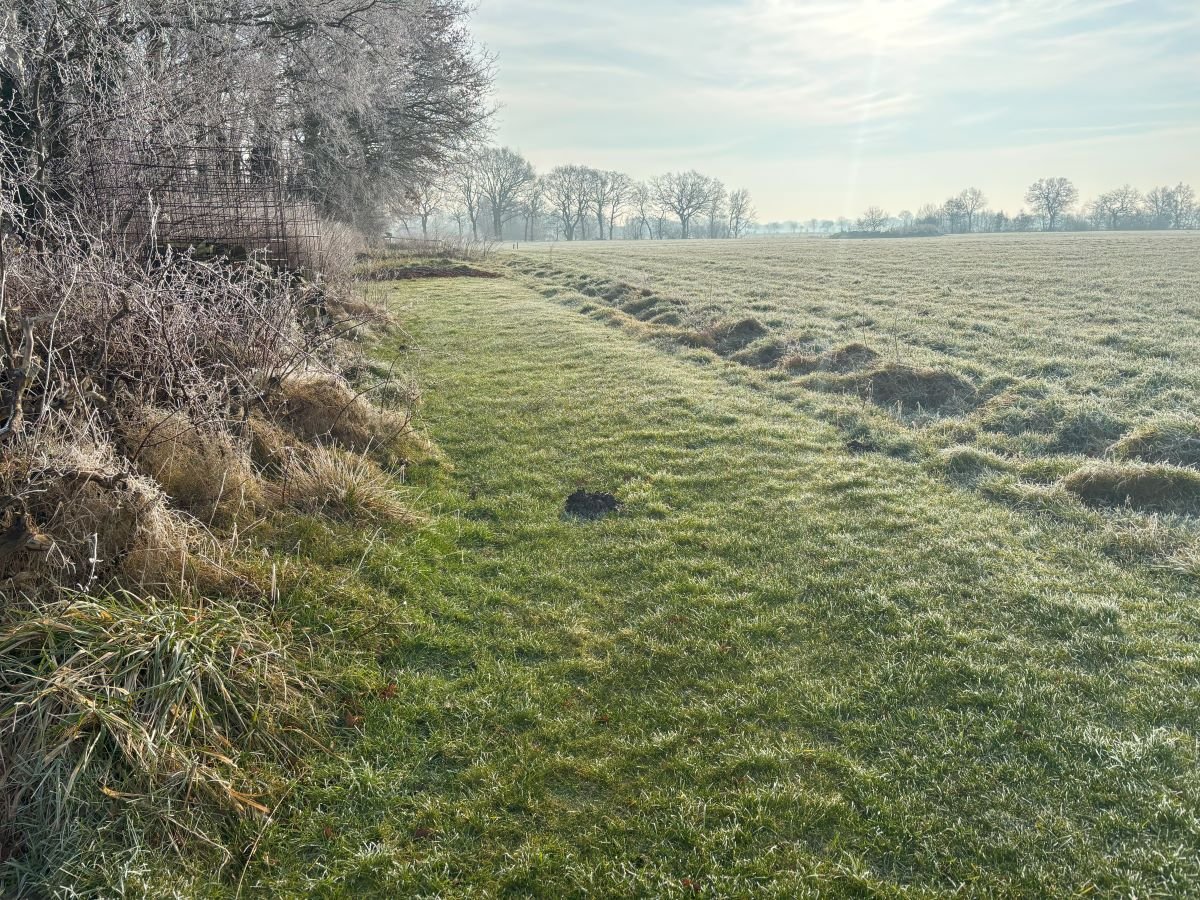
<box><xmin>619</xmin><ymin>294</ymin><xmax>662</xmax><ymax>318</ymax></box>
<box><xmin>648</xmin><ymin>310</ymin><xmax>683</xmax><ymax>326</ymax></box>
<box><xmin>0</xmin><ymin>432</ymin><xmax>210</xmax><ymax>598</ymax></box>
<box><xmin>1051</xmin><ymin>405</ymin><xmax>1128</xmax><ymax>456</ymax></box>
<box><xmin>730</xmin><ymin>337</ymin><xmax>791</xmax><ymax>369</ymax></box>
<box><xmin>1062</xmin><ymin>462</ymin><xmax>1200</xmax><ymax>513</ymax></box>
<box><xmin>807</xmin><ymin>363</ymin><xmax>975</xmax><ymax>414</ymax></box>
<box><xmin>864</xmin><ymin>364</ymin><xmax>976</xmax><ymax>412</ymax></box>
<box><xmin>980</xmin><ymin>474</ymin><xmax>1097</xmax><ymax>524</ymax></box>
<box><xmin>980</xmin><ymin>392</ymin><xmax>1126</xmax><ymax>455</ymax></box>
<box><xmin>125</xmin><ymin>409</ymin><xmax>263</xmax><ymax>527</ymax></box>
<box><xmin>272</xmin><ymin>445</ymin><xmax>418</xmax><ymax>523</ymax></box>
<box><xmin>0</xmin><ymin>591</ymin><xmax>308</xmax><ymax>872</ymax></box>
<box><xmin>937</xmin><ymin>446</ymin><xmax>1015</xmax><ymax>480</ymax></box>
<box><xmin>706</xmin><ymin>317</ymin><xmax>769</xmax><ymax>354</ymax></box>
<box><xmin>277</xmin><ymin>370</ymin><xmax>416</xmax><ymax>456</ymax></box>
<box><xmin>784</xmin><ymin>341</ymin><xmax>880</xmax><ymax>375</ymax></box>
<box><xmin>1097</xmin><ymin>511</ymin><xmax>1188</xmax><ymax>565</ymax></box>
<box><xmin>1110</xmin><ymin>417</ymin><xmax>1200</xmax><ymax>468</ymax></box>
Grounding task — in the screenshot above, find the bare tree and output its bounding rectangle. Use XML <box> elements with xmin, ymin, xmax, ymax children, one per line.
<box><xmin>727</xmin><ymin>189</ymin><xmax>756</xmax><ymax>238</ymax></box>
<box><xmin>898</xmin><ymin>210</ymin><xmax>914</xmax><ymax>230</ymax></box>
<box><xmin>857</xmin><ymin>206</ymin><xmax>889</xmax><ymax>232</ymax></box>
<box><xmin>1144</xmin><ymin>186</ymin><xmax>1174</xmax><ymax>228</ymax></box>
<box><xmin>630</xmin><ymin>182</ymin><xmax>654</xmax><ymax>239</ymax></box>
<box><xmin>942</xmin><ymin>197</ymin><xmax>968</xmax><ymax>233</ymax></box>
<box><xmin>4</xmin><ymin>0</ymin><xmax>494</xmax><ymax>234</ymax></box>
<box><xmin>406</xmin><ymin>178</ymin><xmax>447</xmax><ymax>239</ymax></box>
<box><xmin>1170</xmin><ymin>183</ymin><xmax>1197</xmax><ymax>229</ymax></box>
<box><xmin>606</xmin><ymin>172</ymin><xmax>634</xmax><ymax>240</ymax></box>
<box><xmin>915</xmin><ymin>203</ymin><xmax>943</xmax><ymax>229</ymax></box>
<box><xmin>520</xmin><ymin>178</ymin><xmax>546</xmax><ymax>242</ymax></box>
<box><xmin>584</xmin><ymin>169</ymin><xmax>619</xmax><ymax>240</ymax></box>
<box><xmin>452</xmin><ymin>159</ymin><xmax>486</xmax><ymax>240</ymax></box>
<box><xmin>651</xmin><ymin>171</ymin><xmax>723</xmax><ymax>239</ymax></box>
<box><xmin>543</xmin><ymin>165</ymin><xmax>591</xmax><ymax>241</ymax></box>
<box><xmin>1090</xmin><ymin>185</ymin><xmax>1142</xmax><ymax>230</ymax></box>
<box><xmin>958</xmin><ymin>187</ymin><xmax>987</xmax><ymax>233</ymax></box>
<box><xmin>448</xmin><ymin>205</ymin><xmax>469</xmax><ymax>238</ymax></box>
<box><xmin>706</xmin><ymin>180</ymin><xmax>727</xmax><ymax>238</ymax></box>
<box><xmin>1025</xmin><ymin>177</ymin><xmax>1079</xmax><ymax>232</ymax></box>
<box><xmin>477</xmin><ymin>147</ymin><xmax>535</xmax><ymax>240</ymax></box>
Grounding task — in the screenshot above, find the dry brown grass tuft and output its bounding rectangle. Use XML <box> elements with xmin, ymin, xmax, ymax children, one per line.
<box><xmin>0</xmin><ymin>432</ymin><xmax>201</xmax><ymax>596</ymax></box>
<box><xmin>1063</xmin><ymin>462</ymin><xmax>1200</xmax><ymax>513</ymax></box>
<box><xmin>124</xmin><ymin>409</ymin><xmax>264</xmax><ymax>527</ymax></box>
<box><xmin>270</xmin><ymin>445</ymin><xmax>419</xmax><ymax>524</ymax></box>
<box><xmin>278</xmin><ymin>371</ymin><xmax>381</xmax><ymax>449</ymax></box>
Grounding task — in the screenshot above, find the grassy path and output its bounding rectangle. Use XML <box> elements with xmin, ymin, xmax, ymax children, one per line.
<box><xmin>253</xmin><ymin>276</ymin><xmax>1200</xmax><ymax>898</ymax></box>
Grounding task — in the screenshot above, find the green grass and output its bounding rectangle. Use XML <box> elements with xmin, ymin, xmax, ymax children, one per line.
<box><xmin>504</xmin><ymin>233</ymin><xmax>1200</xmax><ymax>429</ymax></box>
<box><xmin>213</xmin><ymin>272</ymin><xmax>1200</xmax><ymax>897</ymax></box>
<box><xmin>502</xmin><ymin>234</ymin><xmax>1200</xmax><ymax>553</ymax></box>
<box><xmin>29</xmin><ymin>251</ymin><xmax>1200</xmax><ymax>897</ymax></box>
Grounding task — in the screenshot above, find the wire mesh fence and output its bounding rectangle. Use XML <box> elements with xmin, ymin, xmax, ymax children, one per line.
<box><xmin>84</xmin><ymin>137</ymin><xmax>323</xmax><ymax>272</ymax></box>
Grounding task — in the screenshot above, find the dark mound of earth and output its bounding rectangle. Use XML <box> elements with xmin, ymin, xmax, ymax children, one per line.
<box><xmin>564</xmin><ymin>490</ymin><xmax>621</xmax><ymax>520</ymax></box>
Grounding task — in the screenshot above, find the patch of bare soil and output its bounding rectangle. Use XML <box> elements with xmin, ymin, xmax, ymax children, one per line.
<box><xmin>365</xmin><ymin>265</ymin><xmax>501</xmax><ymax>281</ymax></box>
<box><xmin>564</xmin><ymin>489</ymin><xmax>621</xmax><ymax>520</ymax></box>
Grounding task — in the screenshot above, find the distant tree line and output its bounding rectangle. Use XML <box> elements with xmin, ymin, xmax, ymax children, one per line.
<box><xmin>816</xmin><ymin>179</ymin><xmax>1198</xmax><ymax>238</ymax></box>
<box><xmin>397</xmin><ymin>147</ymin><xmax>757</xmax><ymax>242</ymax></box>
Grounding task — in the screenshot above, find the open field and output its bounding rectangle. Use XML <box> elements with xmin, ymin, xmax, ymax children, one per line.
<box><xmin>504</xmin><ymin>233</ymin><xmax>1200</xmax><ymax>568</ymax></box>
<box><xmin>32</xmin><ymin>240</ymin><xmax>1200</xmax><ymax>896</ymax></box>
<box><xmin>196</xmin><ymin>260</ymin><xmax>1196</xmax><ymax>896</ymax></box>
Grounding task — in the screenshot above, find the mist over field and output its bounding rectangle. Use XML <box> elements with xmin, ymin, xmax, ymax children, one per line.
<box><xmin>3</xmin><ymin>1</ymin><xmax>1199</xmax><ymax>896</ymax></box>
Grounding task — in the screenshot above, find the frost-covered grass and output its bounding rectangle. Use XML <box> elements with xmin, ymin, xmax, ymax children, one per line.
<box><xmin>228</xmin><ymin>275</ymin><xmax>1200</xmax><ymax>897</ymax></box>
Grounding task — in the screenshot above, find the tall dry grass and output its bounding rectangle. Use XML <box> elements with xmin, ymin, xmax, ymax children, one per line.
<box><xmin>0</xmin><ymin>201</ymin><xmax>425</xmax><ymax>883</ymax></box>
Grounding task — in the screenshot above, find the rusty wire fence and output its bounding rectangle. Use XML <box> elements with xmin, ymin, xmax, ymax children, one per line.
<box><xmin>84</xmin><ymin>137</ymin><xmax>324</xmax><ymax>272</ymax></box>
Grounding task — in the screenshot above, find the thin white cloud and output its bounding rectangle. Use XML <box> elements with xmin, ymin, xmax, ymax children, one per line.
<box><xmin>472</xmin><ymin>0</ymin><xmax>1200</xmax><ymax>218</ymax></box>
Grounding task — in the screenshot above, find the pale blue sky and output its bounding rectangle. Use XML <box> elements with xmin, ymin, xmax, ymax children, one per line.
<box><xmin>472</xmin><ymin>0</ymin><xmax>1200</xmax><ymax>220</ymax></box>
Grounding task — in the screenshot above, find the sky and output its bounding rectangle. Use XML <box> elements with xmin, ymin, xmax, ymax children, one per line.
<box><xmin>470</xmin><ymin>0</ymin><xmax>1200</xmax><ymax>222</ymax></box>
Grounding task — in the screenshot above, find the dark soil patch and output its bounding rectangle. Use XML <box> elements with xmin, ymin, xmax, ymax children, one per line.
<box><xmin>366</xmin><ymin>265</ymin><xmax>501</xmax><ymax>281</ymax></box>
<box><xmin>564</xmin><ymin>490</ymin><xmax>621</xmax><ymax>520</ymax></box>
